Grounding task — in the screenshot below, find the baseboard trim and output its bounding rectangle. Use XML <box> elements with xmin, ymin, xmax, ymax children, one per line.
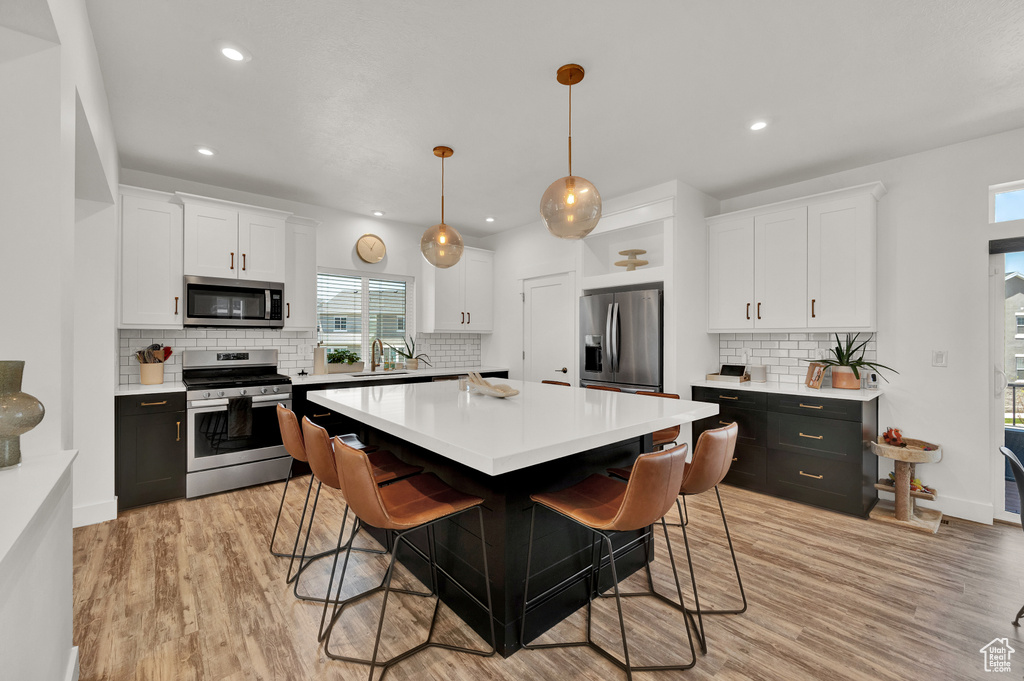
<box><xmin>64</xmin><ymin>646</ymin><xmax>79</xmax><ymax>681</ymax></box>
<box><xmin>73</xmin><ymin>498</ymin><xmax>117</xmax><ymax>528</ymax></box>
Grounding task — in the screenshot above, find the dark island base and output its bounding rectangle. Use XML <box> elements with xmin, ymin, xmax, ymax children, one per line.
<box><xmin>336</xmin><ymin>414</ymin><xmax>654</xmax><ymax>658</ymax></box>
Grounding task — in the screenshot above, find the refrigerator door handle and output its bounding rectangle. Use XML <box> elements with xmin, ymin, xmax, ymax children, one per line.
<box><xmin>612</xmin><ymin>302</ymin><xmax>620</xmax><ymax>372</ymax></box>
<box><xmin>605</xmin><ymin>303</ymin><xmax>613</xmax><ymax>371</ymax></box>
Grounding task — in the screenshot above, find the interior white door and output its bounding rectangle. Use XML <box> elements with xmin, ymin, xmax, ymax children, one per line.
<box><xmin>754</xmin><ymin>207</ymin><xmax>807</xmax><ymax>328</ymax></box>
<box><xmin>120</xmin><ymin>194</ymin><xmax>183</xmax><ymax>327</ymax></box>
<box><xmin>992</xmin><ymin>253</ymin><xmax>1018</xmax><ymax>522</ymax></box>
<box><xmin>183</xmin><ymin>204</ymin><xmax>238</xmax><ymax>278</ymax></box>
<box><xmin>463</xmin><ymin>248</ymin><xmax>494</xmax><ymax>332</ymax></box>
<box><xmin>238</xmin><ymin>212</ymin><xmax>287</xmax><ymax>282</ymax></box>
<box><xmin>285</xmin><ymin>221</ymin><xmax>317</xmax><ymax>330</ymax></box>
<box><xmin>708</xmin><ymin>216</ymin><xmax>754</xmax><ymax>330</ymax></box>
<box><xmin>523</xmin><ymin>272</ymin><xmax>575</xmax><ymax>385</ymax></box>
<box><xmin>808</xmin><ymin>195</ymin><xmax>874</xmax><ymax>328</ymax></box>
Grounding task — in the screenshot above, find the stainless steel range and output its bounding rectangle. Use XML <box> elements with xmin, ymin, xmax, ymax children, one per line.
<box><xmin>182</xmin><ymin>349</ymin><xmax>292</xmax><ymax>498</ymax></box>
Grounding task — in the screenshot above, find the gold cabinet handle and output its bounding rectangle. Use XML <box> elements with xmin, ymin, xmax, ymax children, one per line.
<box><xmin>719</xmin><ymin>420</ymin><xmax>734</xmax><ymax>426</ymax></box>
<box><xmin>719</xmin><ymin>395</ymin><xmax>739</xmax><ymax>400</ymax></box>
<box><xmin>242</xmin><ymin>253</ymin><xmax>246</xmax><ymax>271</ymax></box>
<box><xmin>174</xmin><ymin>296</ymin><xmax>179</xmax><ymax>315</ymax></box>
<box><xmin>799</xmin><ymin>432</ymin><xmax>824</xmax><ymax>440</ymax></box>
<box><xmin>176</xmin><ymin>421</ymin><xmax>181</xmax><ymax>442</ymax></box>
<box><xmin>799</xmin><ymin>470</ymin><xmax>823</xmax><ymax>479</ymax></box>
<box><xmin>799</xmin><ymin>403</ymin><xmax>824</xmax><ymax>410</ymax></box>
<box><xmin>313</xmin><ymin>413</ymin><xmax>331</xmax><ymax>418</ymax></box>
<box><xmin>141</xmin><ymin>400</ymin><xmax>167</xmax><ymax>406</ymax></box>
<box><xmin>811</xmin><ymin>298</ymin><xmax>816</xmax><ymax>318</ymax></box>
<box><xmin>732</xmin><ymin>457</ymin><xmax>738</xmax><ymax>462</ymax></box>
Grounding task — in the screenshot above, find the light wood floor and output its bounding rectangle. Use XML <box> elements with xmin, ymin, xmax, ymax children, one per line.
<box><xmin>73</xmin><ymin>478</ymin><xmax>1024</xmax><ymax>680</ymax></box>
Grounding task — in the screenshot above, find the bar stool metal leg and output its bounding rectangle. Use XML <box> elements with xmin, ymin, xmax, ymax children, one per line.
<box><xmin>268</xmin><ymin>458</ymin><xmax>295</xmax><ymax>557</ymax></box>
<box><xmin>684</xmin><ymin>486</ymin><xmax>747</xmax><ymax>616</ymax></box>
<box><xmin>676</xmin><ymin>498</ymin><xmax>707</xmax><ymax>654</ymax></box>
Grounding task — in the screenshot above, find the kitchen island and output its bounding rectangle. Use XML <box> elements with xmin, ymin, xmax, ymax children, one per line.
<box><xmin>307</xmin><ymin>380</ymin><xmax>717</xmax><ymax>655</ymax></box>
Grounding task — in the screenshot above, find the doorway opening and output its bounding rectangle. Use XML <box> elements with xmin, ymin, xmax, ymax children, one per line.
<box><xmin>991</xmin><ymin>242</ymin><xmax>1024</xmax><ymax>521</ymax></box>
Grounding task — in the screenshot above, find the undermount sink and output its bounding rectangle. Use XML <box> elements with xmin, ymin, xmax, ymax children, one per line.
<box><xmin>348</xmin><ymin>371</ymin><xmax>407</xmax><ymax>377</ymax></box>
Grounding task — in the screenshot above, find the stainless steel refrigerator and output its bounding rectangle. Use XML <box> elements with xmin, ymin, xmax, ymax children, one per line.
<box><xmin>579</xmin><ymin>288</ymin><xmax>662</xmax><ymax>392</ymax></box>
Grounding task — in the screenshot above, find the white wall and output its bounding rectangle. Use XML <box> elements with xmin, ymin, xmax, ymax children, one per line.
<box><xmin>718</xmin><ymin>126</ymin><xmax>1024</xmax><ymax>524</ymax></box>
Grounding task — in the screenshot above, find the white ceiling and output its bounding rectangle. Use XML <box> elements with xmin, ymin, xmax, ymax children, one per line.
<box><xmin>86</xmin><ymin>0</ymin><xmax>1024</xmax><ymax>236</ymax></box>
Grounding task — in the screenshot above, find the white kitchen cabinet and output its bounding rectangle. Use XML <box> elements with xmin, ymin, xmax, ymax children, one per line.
<box><xmin>179</xmin><ymin>193</ymin><xmax>290</xmax><ymax>282</ymax></box>
<box><xmin>119</xmin><ymin>188</ymin><xmax>184</xmax><ymax>328</ymax></box>
<box><xmin>708</xmin><ymin>216</ymin><xmax>754</xmax><ymax>330</ymax></box>
<box><xmin>419</xmin><ymin>246</ymin><xmax>494</xmax><ymax>333</ymax></box>
<box><xmin>706</xmin><ymin>182</ymin><xmax>885</xmax><ymax>333</ymax></box>
<box><xmin>754</xmin><ymin>207</ymin><xmax>807</xmax><ymax>329</ymax></box>
<box><xmin>807</xmin><ymin>194</ymin><xmax>876</xmax><ymax>330</ymax></box>
<box><xmin>285</xmin><ymin>216</ymin><xmax>319</xmax><ymax>330</ymax></box>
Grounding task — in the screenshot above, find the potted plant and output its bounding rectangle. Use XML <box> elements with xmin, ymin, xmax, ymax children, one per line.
<box><xmin>327</xmin><ymin>348</ymin><xmax>363</xmax><ymax>374</ymax></box>
<box><xmin>386</xmin><ymin>336</ymin><xmax>432</xmax><ymax>370</ymax></box>
<box><xmin>810</xmin><ymin>333</ymin><xmax>897</xmax><ymax>389</ymax></box>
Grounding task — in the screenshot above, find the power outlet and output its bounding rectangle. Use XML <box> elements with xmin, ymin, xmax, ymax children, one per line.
<box><xmin>932</xmin><ymin>350</ymin><xmax>948</xmax><ymax>367</ymax></box>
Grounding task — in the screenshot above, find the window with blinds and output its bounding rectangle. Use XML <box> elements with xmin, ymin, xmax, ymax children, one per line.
<box><xmin>316</xmin><ymin>271</ymin><xmax>409</xmax><ymax>360</ymax></box>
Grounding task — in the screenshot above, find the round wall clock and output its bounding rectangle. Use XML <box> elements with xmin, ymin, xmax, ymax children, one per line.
<box><xmin>356</xmin><ymin>233</ymin><xmax>386</xmax><ymax>264</ymax></box>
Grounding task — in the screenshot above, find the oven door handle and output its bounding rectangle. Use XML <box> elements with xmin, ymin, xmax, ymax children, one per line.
<box><xmin>189</xmin><ymin>394</ymin><xmax>288</xmax><ymax>409</ymax></box>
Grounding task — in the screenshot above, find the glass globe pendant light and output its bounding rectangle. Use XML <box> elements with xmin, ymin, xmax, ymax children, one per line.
<box><xmin>420</xmin><ymin>145</ymin><xmax>465</xmax><ymax>269</ymax></box>
<box><xmin>540</xmin><ymin>64</ymin><xmax>602</xmax><ymax>239</ymax></box>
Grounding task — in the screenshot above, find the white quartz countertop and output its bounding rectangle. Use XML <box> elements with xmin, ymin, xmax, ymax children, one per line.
<box><xmin>307</xmin><ymin>380</ymin><xmax>718</xmax><ymax>476</ymax></box>
<box><xmin>0</xmin><ymin>450</ymin><xmax>77</xmax><ymax>577</ymax></box>
<box><xmin>114</xmin><ymin>381</ymin><xmax>186</xmax><ymax>395</ymax></box>
<box><xmin>291</xmin><ymin>366</ymin><xmax>508</xmax><ymax>387</ymax></box>
<box><xmin>690</xmin><ymin>379</ymin><xmax>883</xmax><ymax>402</ymax></box>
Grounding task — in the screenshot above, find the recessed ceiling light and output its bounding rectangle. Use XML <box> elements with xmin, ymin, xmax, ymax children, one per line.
<box><xmin>219</xmin><ymin>44</ymin><xmax>251</xmax><ymax>63</ymax></box>
<box><xmin>750</xmin><ymin>121</ymin><xmax>768</xmax><ymax>131</ymax></box>
<box><xmin>372</xmin><ymin>210</ymin><xmax>385</xmax><ymax>217</ymax></box>
<box><xmin>195</xmin><ymin>146</ymin><xmax>216</xmax><ymax>156</ymax></box>
<box><xmin>485</xmin><ymin>217</ymin><xmax>495</xmax><ymax>223</ymax></box>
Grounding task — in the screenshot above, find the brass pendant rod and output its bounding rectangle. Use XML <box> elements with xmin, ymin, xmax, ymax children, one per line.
<box><xmin>440</xmin><ymin>155</ymin><xmax>445</xmax><ymax>224</ymax></box>
<box><xmin>567</xmin><ymin>83</ymin><xmax>573</xmax><ymax>177</ymax></box>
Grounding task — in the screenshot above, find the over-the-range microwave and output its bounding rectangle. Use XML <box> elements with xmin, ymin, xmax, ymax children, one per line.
<box><xmin>183</xmin><ymin>275</ymin><xmax>285</xmax><ymax>328</ymax></box>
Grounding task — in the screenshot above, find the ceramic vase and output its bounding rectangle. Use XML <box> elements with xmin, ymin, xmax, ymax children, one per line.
<box><xmin>405</xmin><ymin>359</ymin><xmax>419</xmax><ymax>370</ymax></box>
<box><xmin>0</xmin><ymin>361</ymin><xmax>46</xmax><ymax>468</ymax></box>
<box><xmin>830</xmin><ymin>366</ymin><xmax>862</xmax><ymax>390</ymax></box>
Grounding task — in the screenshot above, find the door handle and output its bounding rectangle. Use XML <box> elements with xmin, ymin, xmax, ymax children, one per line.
<box><xmin>611</xmin><ymin>302</ymin><xmax>620</xmax><ymax>372</ymax></box>
<box><xmin>605</xmin><ymin>303</ymin><xmax>613</xmax><ymax>368</ymax></box>
<box><xmin>174</xmin><ymin>296</ymin><xmax>179</xmax><ymax>315</ymax></box>
<box><xmin>286</xmin><ymin>303</ymin><xmax>290</xmax><ymax>319</ymax></box>
<box><xmin>746</xmin><ymin>303</ymin><xmax>750</xmax><ymax>320</ymax></box>
<box><xmin>467</xmin><ymin>311</ymin><xmax>471</xmax><ymax>324</ymax></box>
<box><xmin>997</xmin><ymin>367</ymin><xmax>1009</xmax><ymax>398</ymax></box>
<box><xmin>461</xmin><ymin>312</ymin><xmax>465</xmax><ymax>324</ymax></box>
<box><xmin>799</xmin><ymin>471</ymin><xmax>823</xmax><ymax>479</ymax></box>
<box><xmin>757</xmin><ymin>302</ymin><xmax>761</xmax><ymax>320</ymax></box>
<box><xmin>176</xmin><ymin>421</ymin><xmax>181</xmax><ymax>442</ymax></box>
<box><xmin>557</xmin><ymin>367</ymin><xmax>567</xmax><ymax>373</ymax></box>
<box><xmin>811</xmin><ymin>298</ymin><xmax>816</xmax><ymax>318</ymax></box>
<box><xmin>242</xmin><ymin>253</ymin><xmax>246</xmax><ymax>271</ymax></box>
<box><xmin>230</xmin><ymin>252</ymin><xmax>234</xmax><ymax>270</ymax></box>
<box><xmin>799</xmin><ymin>432</ymin><xmax>824</xmax><ymax>440</ymax></box>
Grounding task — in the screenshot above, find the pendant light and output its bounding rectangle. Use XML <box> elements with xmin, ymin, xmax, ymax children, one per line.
<box><xmin>420</xmin><ymin>145</ymin><xmax>465</xmax><ymax>269</ymax></box>
<box><xmin>540</xmin><ymin>64</ymin><xmax>602</xmax><ymax>239</ymax></box>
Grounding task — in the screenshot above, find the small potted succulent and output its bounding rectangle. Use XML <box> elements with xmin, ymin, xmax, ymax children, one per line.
<box><xmin>386</xmin><ymin>336</ymin><xmax>432</xmax><ymax>370</ymax></box>
<box><xmin>327</xmin><ymin>348</ymin><xmax>363</xmax><ymax>374</ymax></box>
<box><xmin>810</xmin><ymin>333</ymin><xmax>897</xmax><ymax>389</ymax></box>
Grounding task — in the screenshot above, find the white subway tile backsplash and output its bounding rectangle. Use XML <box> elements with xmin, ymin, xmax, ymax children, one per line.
<box><xmin>720</xmin><ymin>332</ymin><xmax>877</xmax><ymax>389</ymax></box>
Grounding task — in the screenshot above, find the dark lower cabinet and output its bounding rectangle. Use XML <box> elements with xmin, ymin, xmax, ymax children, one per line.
<box><xmin>115</xmin><ymin>392</ymin><xmax>187</xmax><ymax>511</ymax></box>
<box><xmin>692</xmin><ymin>385</ymin><xmax>878</xmax><ymax>517</ymax></box>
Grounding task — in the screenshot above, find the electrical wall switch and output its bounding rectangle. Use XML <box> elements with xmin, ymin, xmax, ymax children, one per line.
<box><xmin>932</xmin><ymin>350</ymin><xmax>948</xmax><ymax>367</ymax></box>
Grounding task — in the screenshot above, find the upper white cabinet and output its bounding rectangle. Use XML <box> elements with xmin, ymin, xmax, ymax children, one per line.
<box><xmin>179</xmin><ymin>193</ymin><xmax>289</xmax><ymax>282</ymax></box>
<box><xmin>285</xmin><ymin>216</ymin><xmax>319</xmax><ymax>331</ymax></box>
<box><xmin>419</xmin><ymin>247</ymin><xmax>494</xmax><ymax>333</ymax></box>
<box><xmin>707</xmin><ymin>182</ymin><xmax>885</xmax><ymax>333</ymax></box>
<box><xmin>119</xmin><ymin>188</ymin><xmax>184</xmax><ymax>328</ymax></box>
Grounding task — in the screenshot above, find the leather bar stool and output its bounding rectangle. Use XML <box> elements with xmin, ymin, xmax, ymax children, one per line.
<box><xmin>586</xmin><ymin>384</ymin><xmax>621</xmax><ymax>392</ymax></box>
<box><xmin>521</xmin><ymin>444</ymin><xmax>696</xmax><ymax>679</ymax></box>
<box><xmin>541</xmin><ymin>380</ymin><xmax>571</xmax><ymax>386</ymax></box>
<box><xmin>272</xmin><ymin>405</ymin><xmax>378</xmax><ymax>575</ymax></box>
<box><xmin>319</xmin><ymin>437</ymin><xmax>496</xmax><ymax>680</ymax></box>
<box><xmin>291</xmin><ymin>417</ymin><xmax>422</xmax><ymax>604</ymax></box>
<box><xmin>609</xmin><ymin>422</ymin><xmax>745</xmax><ymax>654</ymax></box>
<box><xmin>636</xmin><ymin>391</ymin><xmax>681</xmax><ymax>451</ymax></box>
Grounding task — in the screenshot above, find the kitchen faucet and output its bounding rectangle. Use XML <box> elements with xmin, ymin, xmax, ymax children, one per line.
<box><xmin>370</xmin><ymin>338</ymin><xmax>383</xmax><ymax>372</ymax></box>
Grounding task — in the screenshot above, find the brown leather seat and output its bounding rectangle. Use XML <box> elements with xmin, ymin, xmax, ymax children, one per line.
<box><xmin>541</xmin><ymin>380</ymin><xmax>571</xmax><ymax>386</ymax></box>
<box><xmin>302</xmin><ymin>418</ymin><xmax>424</xmax><ymax>489</ymax></box>
<box><xmin>522</xmin><ymin>442</ymin><xmax>697</xmax><ymax>677</ymax></box>
<box><xmin>636</xmin><ymin>391</ymin><xmax>681</xmax><ymax>449</ymax></box>
<box><xmin>586</xmin><ymin>384</ymin><xmax>621</xmax><ymax>392</ymax></box>
<box><xmin>278</xmin><ymin>404</ymin><xmax>307</xmax><ymax>462</ymax></box>
<box><xmin>321</xmin><ymin>437</ymin><xmax>496</xmax><ymax>677</ymax></box>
